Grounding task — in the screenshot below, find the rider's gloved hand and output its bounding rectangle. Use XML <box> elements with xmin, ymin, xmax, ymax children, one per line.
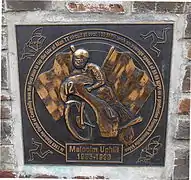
<box><xmin>87</xmin><ymin>87</ymin><xmax>93</xmax><ymax>92</ymax></box>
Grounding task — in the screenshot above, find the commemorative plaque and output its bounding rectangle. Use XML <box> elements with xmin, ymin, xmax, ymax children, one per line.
<box><xmin>16</xmin><ymin>24</ymin><xmax>173</xmax><ymax>166</ymax></box>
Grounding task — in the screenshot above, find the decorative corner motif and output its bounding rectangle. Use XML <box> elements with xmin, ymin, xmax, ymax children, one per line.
<box><xmin>140</xmin><ymin>27</ymin><xmax>170</xmax><ymax>57</ymax></box>
<box><xmin>21</xmin><ymin>27</ymin><xmax>46</xmax><ymax>61</ymax></box>
<box><xmin>28</xmin><ymin>138</ymin><xmax>53</xmax><ymax>161</ymax></box>
<box><xmin>136</xmin><ymin>135</ymin><xmax>162</xmax><ymax>164</ymax></box>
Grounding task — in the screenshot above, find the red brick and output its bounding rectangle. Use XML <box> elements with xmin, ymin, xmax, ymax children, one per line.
<box><xmin>19</xmin><ymin>174</ymin><xmax>31</xmax><ymax>178</ymax></box>
<box><xmin>1</xmin><ymin>102</ymin><xmax>11</xmax><ymax>119</ymax></box>
<box><xmin>34</xmin><ymin>174</ymin><xmax>58</xmax><ymax>178</ymax></box>
<box><xmin>2</xmin><ymin>14</ymin><xmax>7</xmax><ymax>25</ymax></box>
<box><xmin>6</xmin><ymin>0</ymin><xmax>51</xmax><ymax>11</ymax></box>
<box><xmin>1</xmin><ymin>121</ymin><xmax>12</xmax><ymax>144</ymax></box>
<box><xmin>2</xmin><ymin>0</ymin><xmax>5</xmax><ymax>12</ymax></box>
<box><xmin>178</xmin><ymin>99</ymin><xmax>190</xmax><ymax>115</ymax></box>
<box><xmin>182</xmin><ymin>66</ymin><xmax>191</xmax><ymax>92</ymax></box>
<box><xmin>1</xmin><ymin>51</ymin><xmax>9</xmax><ymax>89</ymax></box>
<box><xmin>173</xmin><ymin>164</ymin><xmax>189</xmax><ymax>180</ymax></box>
<box><xmin>0</xmin><ymin>145</ymin><xmax>15</xmax><ymax>164</ymax></box>
<box><xmin>156</xmin><ymin>2</ymin><xmax>184</xmax><ymax>13</ymax></box>
<box><xmin>175</xmin><ymin>119</ymin><xmax>190</xmax><ymax>139</ymax></box>
<box><xmin>0</xmin><ymin>171</ymin><xmax>16</xmax><ymax>178</ymax></box>
<box><xmin>109</xmin><ymin>4</ymin><xmax>124</xmax><ymax>13</ymax></box>
<box><xmin>2</xmin><ymin>27</ymin><xmax>8</xmax><ymax>50</ymax></box>
<box><xmin>187</xmin><ymin>46</ymin><xmax>191</xmax><ymax>60</ymax></box>
<box><xmin>72</xmin><ymin>176</ymin><xmax>90</xmax><ymax>179</ymax></box>
<box><xmin>66</xmin><ymin>2</ymin><xmax>124</xmax><ymax>14</ymax></box>
<box><xmin>133</xmin><ymin>2</ymin><xmax>155</xmax><ymax>13</ymax></box>
<box><xmin>185</xmin><ymin>14</ymin><xmax>191</xmax><ymax>38</ymax></box>
<box><xmin>95</xmin><ymin>176</ymin><xmax>106</xmax><ymax>179</ymax></box>
<box><xmin>1</xmin><ymin>91</ymin><xmax>11</xmax><ymax>101</ymax></box>
<box><xmin>184</xmin><ymin>2</ymin><xmax>191</xmax><ymax>14</ymax></box>
<box><xmin>1</xmin><ymin>95</ymin><xmax>11</xmax><ymax>101</ymax></box>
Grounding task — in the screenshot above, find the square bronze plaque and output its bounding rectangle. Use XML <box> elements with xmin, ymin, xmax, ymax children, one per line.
<box><xmin>16</xmin><ymin>24</ymin><xmax>173</xmax><ymax>166</ymax></box>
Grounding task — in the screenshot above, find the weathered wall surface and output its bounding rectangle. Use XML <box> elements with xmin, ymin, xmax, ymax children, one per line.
<box><xmin>1</xmin><ymin>1</ymin><xmax>190</xmax><ymax>179</ymax></box>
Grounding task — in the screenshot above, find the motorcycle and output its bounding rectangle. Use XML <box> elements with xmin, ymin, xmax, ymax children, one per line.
<box><xmin>60</xmin><ymin>73</ymin><xmax>142</xmax><ymax>144</ymax></box>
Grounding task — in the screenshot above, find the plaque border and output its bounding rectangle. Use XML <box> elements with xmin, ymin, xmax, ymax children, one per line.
<box><xmin>23</xmin><ymin>27</ymin><xmax>166</xmax><ymax>158</ymax></box>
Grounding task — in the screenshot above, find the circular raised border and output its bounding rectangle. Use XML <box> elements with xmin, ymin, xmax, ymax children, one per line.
<box><xmin>24</xmin><ymin>28</ymin><xmax>165</xmax><ymax>157</ymax></box>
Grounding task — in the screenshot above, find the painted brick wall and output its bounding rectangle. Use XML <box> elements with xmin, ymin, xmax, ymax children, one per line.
<box><xmin>1</xmin><ymin>1</ymin><xmax>190</xmax><ymax>179</ymax></box>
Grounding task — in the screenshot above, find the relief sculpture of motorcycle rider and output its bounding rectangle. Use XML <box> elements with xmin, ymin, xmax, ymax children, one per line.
<box><xmin>70</xmin><ymin>45</ymin><xmax>106</xmax><ymax>92</ymax></box>
<box><xmin>69</xmin><ymin>46</ymin><xmax>138</xmax><ymax>125</ymax></box>
<box><xmin>67</xmin><ymin>45</ymin><xmax>118</xmax><ymax>120</ymax></box>
<box><xmin>60</xmin><ymin>46</ymin><xmax>135</xmax><ymax>141</ymax></box>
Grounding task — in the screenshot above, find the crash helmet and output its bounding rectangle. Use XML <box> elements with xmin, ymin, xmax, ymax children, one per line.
<box><xmin>72</xmin><ymin>49</ymin><xmax>89</xmax><ymax>69</ymax></box>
